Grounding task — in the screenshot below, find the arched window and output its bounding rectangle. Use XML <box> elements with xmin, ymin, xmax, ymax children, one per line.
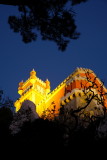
<box><xmin>73</xmin><ymin>93</ymin><xmax>75</xmax><ymax>98</ymax></box>
<box><xmin>79</xmin><ymin>93</ymin><xmax>81</xmax><ymax>97</ymax></box>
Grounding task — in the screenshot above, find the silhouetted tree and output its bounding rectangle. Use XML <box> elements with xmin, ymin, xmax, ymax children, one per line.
<box><xmin>0</xmin><ymin>107</ymin><xmax>13</xmax><ymax>134</ymax></box>
<box><xmin>10</xmin><ymin>100</ymin><xmax>39</xmax><ymax>134</ymax></box>
<box><xmin>0</xmin><ymin>89</ymin><xmax>15</xmax><ymax>111</ymax></box>
<box><xmin>0</xmin><ymin>90</ymin><xmax>14</xmax><ymax>137</ymax></box>
<box><xmin>0</xmin><ymin>0</ymin><xmax>88</xmax><ymax>51</ymax></box>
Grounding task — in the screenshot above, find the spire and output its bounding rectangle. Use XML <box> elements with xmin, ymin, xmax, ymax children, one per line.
<box><xmin>45</xmin><ymin>79</ymin><xmax>50</xmax><ymax>88</ymax></box>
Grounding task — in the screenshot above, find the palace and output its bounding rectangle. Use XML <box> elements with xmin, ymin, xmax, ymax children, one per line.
<box><xmin>14</xmin><ymin>68</ymin><xmax>107</xmax><ymax>119</ymax></box>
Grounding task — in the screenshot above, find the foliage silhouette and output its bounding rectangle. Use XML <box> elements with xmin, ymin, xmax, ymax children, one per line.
<box><xmin>0</xmin><ymin>90</ymin><xmax>14</xmax><ymax>148</ymax></box>
<box><xmin>0</xmin><ymin>107</ymin><xmax>13</xmax><ymax>134</ymax></box>
<box><xmin>1</xmin><ymin>0</ymin><xmax>88</xmax><ymax>51</ymax></box>
<box><xmin>1</xmin><ymin>79</ymin><xmax>107</xmax><ymax>157</ymax></box>
<box><xmin>0</xmin><ymin>107</ymin><xmax>13</xmax><ymax>155</ymax></box>
<box><xmin>0</xmin><ymin>89</ymin><xmax>15</xmax><ymax>111</ymax></box>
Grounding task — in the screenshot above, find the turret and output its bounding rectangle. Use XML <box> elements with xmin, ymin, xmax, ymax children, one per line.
<box><xmin>30</xmin><ymin>69</ymin><xmax>36</xmax><ymax>84</ymax></box>
<box><xmin>45</xmin><ymin>79</ymin><xmax>50</xmax><ymax>94</ymax></box>
<box><xmin>18</xmin><ymin>80</ymin><xmax>23</xmax><ymax>95</ymax></box>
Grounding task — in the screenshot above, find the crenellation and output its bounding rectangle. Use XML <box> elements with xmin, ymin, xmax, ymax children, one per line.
<box><xmin>36</xmin><ymin>77</ymin><xmax>46</xmax><ymax>87</ymax></box>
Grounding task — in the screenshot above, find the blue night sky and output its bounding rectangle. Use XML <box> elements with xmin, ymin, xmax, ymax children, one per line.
<box><xmin>0</xmin><ymin>0</ymin><xmax>107</xmax><ymax>102</ymax></box>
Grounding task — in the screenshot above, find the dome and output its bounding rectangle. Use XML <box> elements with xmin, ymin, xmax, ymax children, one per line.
<box><xmin>30</xmin><ymin>69</ymin><xmax>36</xmax><ymax>77</ymax></box>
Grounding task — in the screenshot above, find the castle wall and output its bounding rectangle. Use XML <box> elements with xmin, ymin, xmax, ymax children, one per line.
<box><xmin>14</xmin><ymin>68</ymin><xmax>107</xmax><ymax>119</ymax></box>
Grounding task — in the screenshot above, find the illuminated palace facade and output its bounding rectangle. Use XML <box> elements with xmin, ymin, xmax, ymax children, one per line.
<box><xmin>14</xmin><ymin>68</ymin><xmax>107</xmax><ymax>119</ymax></box>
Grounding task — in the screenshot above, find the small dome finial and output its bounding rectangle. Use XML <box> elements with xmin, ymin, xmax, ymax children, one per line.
<box><xmin>45</xmin><ymin>79</ymin><xmax>50</xmax><ymax>87</ymax></box>
<box><xmin>19</xmin><ymin>80</ymin><xmax>24</xmax><ymax>87</ymax></box>
<box><xmin>30</xmin><ymin>69</ymin><xmax>36</xmax><ymax>77</ymax></box>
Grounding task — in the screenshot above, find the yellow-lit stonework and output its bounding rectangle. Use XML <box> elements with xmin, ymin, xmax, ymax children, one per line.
<box><xmin>14</xmin><ymin>68</ymin><xmax>107</xmax><ymax>119</ymax></box>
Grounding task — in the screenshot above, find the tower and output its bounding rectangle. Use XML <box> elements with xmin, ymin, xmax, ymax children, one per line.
<box><xmin>14</xmin><ymin>69</ymin><xmax>50</xmax><ymax>112</ymax></box>
<box><xmin>60</xmin><ymin>67</ymin><xmax>107</xmax><ymax>118</ymax></box>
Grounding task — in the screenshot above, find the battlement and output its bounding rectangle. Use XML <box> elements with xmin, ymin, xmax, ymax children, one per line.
<box><xmin>36</xmin><ymin>77</ymin><xmax>46</xmax><ymax>87</ymax></box>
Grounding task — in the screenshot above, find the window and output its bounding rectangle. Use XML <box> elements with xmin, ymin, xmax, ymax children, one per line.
<box><xmin>79</xmin><ymin>93</ymin><xmax>81</xmax><ymax>97</ymax></box>
<box><xmin>73</xmin><ymin>93</ymin><xmax>75</xmax><ymax>98</ymax></box>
